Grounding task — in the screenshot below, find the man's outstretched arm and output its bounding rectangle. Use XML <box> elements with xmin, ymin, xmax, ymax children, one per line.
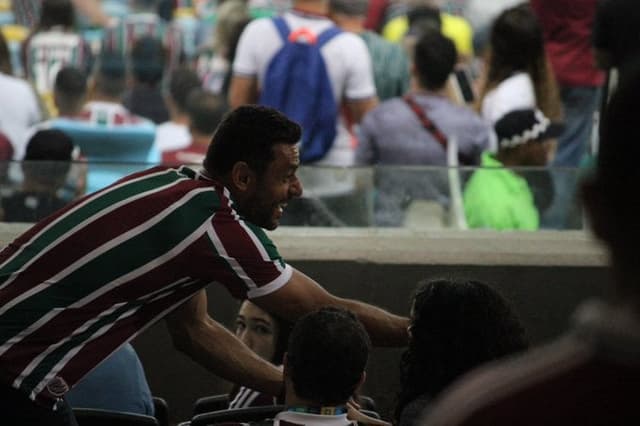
<box><xmin>166</xmin><ymin>290</ymin><xmax>283</xmax><ymax>396</ymax></box>
<box><xmin>253</xmin><ymin>268</ymin><xmax>409</xmax><ymax>347</ymax></box>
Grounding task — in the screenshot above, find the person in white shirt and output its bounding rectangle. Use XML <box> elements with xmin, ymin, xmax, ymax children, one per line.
<box><xmin>155</xmin><ymin>67</ymin><xmax>203</xmax><ymax>154</ymax></box>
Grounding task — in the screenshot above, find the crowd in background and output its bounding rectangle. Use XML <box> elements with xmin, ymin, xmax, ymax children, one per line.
<box><xmin>0</xmin><ymin>0</ymin><xmax>628</xmax><ymax>230</ymax></box>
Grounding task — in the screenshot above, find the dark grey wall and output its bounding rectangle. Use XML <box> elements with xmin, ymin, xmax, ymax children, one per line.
<box><xmin>132</xmin><ymin>261</ymin><xmax>613</xmax><ymax>425</ymax></box>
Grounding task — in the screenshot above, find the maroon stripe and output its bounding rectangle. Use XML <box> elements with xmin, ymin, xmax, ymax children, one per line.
<box><xmin>0</xmin><ymin>178</ymin><xmax>210</xmax><ymax>307</ymax></box>
<box><xmin>36</xmin><ymin>281</ymin><xmax>203</xmax><ymax>400</ymax></box>
<box><xmin>0</xmin><ymin>248</ymin><xmax>203</xmax><ymax>383</ymax></box>
<box><xmin>211</xmin><ymin>194</ymin><xmax>282</xmax><ymax>287</ymax></box>
<box><xmin>186</xmin><ymin>234</ymin><xmax>249</xmax><ymax>299</ymax></box>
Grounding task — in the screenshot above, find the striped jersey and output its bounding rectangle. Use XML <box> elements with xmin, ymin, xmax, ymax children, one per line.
<box><xmin>23</xmin><ymin>28</ymin><xmax>93</xmax><ymax>114</ymax></box>
<box><xmin>0</xmin><ymin>166</ymin><xmax>292</xmax><ymax>408</ymax></box>
<box><xmin>102</xmin><ymin>13</ymin><xmax>183</xmax><ymax>72</ymax></box>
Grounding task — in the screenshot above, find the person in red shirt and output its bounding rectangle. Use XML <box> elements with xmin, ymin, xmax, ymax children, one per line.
<box><xmin>530</xmin><ymin>0</ymin><xmax>605</xmax><ymax>229</ymax></box>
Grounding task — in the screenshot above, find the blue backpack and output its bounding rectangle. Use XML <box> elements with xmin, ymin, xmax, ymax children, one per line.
<box><xmin>259</xmin><ymin>17</ymin><xmax>342</xmax><ymax>163</ymax></box>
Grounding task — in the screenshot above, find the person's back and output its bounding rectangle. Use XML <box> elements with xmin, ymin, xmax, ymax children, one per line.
<box><xmin>230</xmin><ymin>0</ymin><xmax>378</xmax><ymax>167</ymax></box>
<box><xmin>23</xmin><ymin>0</ymin><xmax>93</xmax><ymax>116</ymax></box>
<box><xmin>328</xmin><ymin>0</ymin><xmax>410</xmax><ymax>101</ymax></box>
<box><xmin>357</xmin><ymin>30</ymin><xmax>488</xmax><ymax>226</ymax></box>
<box><xmin>123</xmin><ymin>36</ymin><xmax>169</xmax><ymax>124</ymax></box>
<box><xmin>2</xmin><ymin>129</ymin><xmax>73</xmax><ymax>222</ymax></box>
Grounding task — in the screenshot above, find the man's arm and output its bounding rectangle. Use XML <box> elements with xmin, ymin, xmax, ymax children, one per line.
<box><xmin>346</xmin><ymin>97</ymin><xmax>379</xmax><ymax>123</ymax></box>
<box><xmin>228</xmin><ymin>75</ymin><xmax>259</xmax><ymax>110</ymax></box>
<box><xmin>166</xmin><ymin>290</ymin><xmax>283</xmax><ymax>396</ymax></box>
<box><xmin>253</xmin><ymin>268</ymin><xmax>409</xmax><ymax>347</ymax></box>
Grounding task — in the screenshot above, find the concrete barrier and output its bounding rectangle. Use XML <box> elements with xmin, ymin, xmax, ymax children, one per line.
<box><xmin>0</xmin><ymin>224</ymin><xmax>613</xmax><ymax>423</ymax></box>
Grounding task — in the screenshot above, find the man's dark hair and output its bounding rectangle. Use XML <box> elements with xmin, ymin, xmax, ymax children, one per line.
<box><xmin>39</xmin><ymin>0</ymin><xmax>74</xmax><ymax>30</ymax></box>
<box><xmin>395</xmin><ymin>278</ymin><xmax>528</xmax><ymax>423</ymax></box>
<box><xmin>203</xmin><ymin>105</ymin><xmax>301</xmax><ymax>178</ymax></box>
<box><xmin>54</xmin><ymin>66</ymin><xmax>88</xmax><ymax>114</ymax></box>
<box><xmin>23</xmin><ymin>129</ymin><xmax>74</xmax><ymax>184</ymax></box>
<box><xmin>169</xmin><ymin>67</ymin><xmax>203</xmax><ymax>113</ymax></box>
<box><xmin>413</xmin><ymin>30</ymin><xmax>456</xmax><ymax>90</ymax></box>
<box><xmin>131</xmin><ymin>36</ymin><xmax>166</xmax><ymax>86</ymax></box>
<box><xmin>95</xmin><ymin>52</ymin><xmax>127</xmax><ymax>98</ymax></box>
<box><xmin>186</xmin><ymin>90</ymin><xmax>227</xmax><ymax>136</ymax></box>
<box><xmin>286</xmin><ymin>307</ymin><xmax>371</xmax><ymax>405</ymax></box>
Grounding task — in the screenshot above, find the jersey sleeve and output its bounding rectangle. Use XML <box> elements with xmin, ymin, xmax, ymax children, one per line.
<box><xmin>202</xmin><ymin>209</ymin><xmax>292</xmax><ymax>300</ymax></box>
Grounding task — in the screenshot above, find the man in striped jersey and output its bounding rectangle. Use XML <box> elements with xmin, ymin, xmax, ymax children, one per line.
<box><xmin>0</xmin><ymin>104</ymin><xmax>409</xmax><ymax>425</ymax></box>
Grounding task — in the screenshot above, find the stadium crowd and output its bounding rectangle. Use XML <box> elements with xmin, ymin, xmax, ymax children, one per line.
<box><xmin>0</xmin><ymin>0</ymin><xmax>637</xmax><ymax>425</ymax></box>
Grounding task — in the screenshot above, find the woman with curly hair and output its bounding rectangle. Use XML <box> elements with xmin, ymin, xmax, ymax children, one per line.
<box><xmin>479</xmin><ymin>3</ymin><xmax>562</xmax><ymax>127</ymax></box>
<box><xmin>395</xmin><ymin>278</ymin><xmax>528</xmax><ymax>426</ymax></box>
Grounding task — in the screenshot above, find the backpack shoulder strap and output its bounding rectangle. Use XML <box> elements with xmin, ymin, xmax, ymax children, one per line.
<box><xmin>272</xmin><ymin>16</ymin><xmax>290</xmax><ymax>42</ymax></box>
<box><xmin>317</xmin><ymin>25</ymin><xmax>342</xmax><ymax>47</ymax></box>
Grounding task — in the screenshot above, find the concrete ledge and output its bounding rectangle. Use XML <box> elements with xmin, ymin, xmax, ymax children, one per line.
<box><xmin>269</xmin><ymin>227</ymin><xmax>608</xmax><ymax>266</ymax></box>
<box><xmin>0</xmin><ymin>223</ymin><xmax>608</xmax><ymax>267</ymax></box>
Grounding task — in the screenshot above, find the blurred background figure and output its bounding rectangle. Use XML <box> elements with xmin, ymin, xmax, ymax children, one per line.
<box><xmin>464</xmin><ymin>109</ymin><xmax>562</xmax><ymax>231</ymax></box>
<box><xmin>196</xmin><ymin>0</ymin><xmax>250</xmax><ymax>96</ymax></box>
<box><xmin>357</xmin><ymin>30</ymin><xmax>488</xmax><ymax>227</ymax></box>
<box><xmin>156</xmin><ymin>66</ymin><xmax>203</xmax><ymax>155</ymax></box>
<box><xmin>161</xmin><ymin>89</ymin><xmax>226</xmax><ymax>166</ymax></box>
<box><xmin>228</xmin><ymin>300</ymin><xmax>292</xmax><ymax>408</ymax></box>
<box><xmin>22</xmin><ymin>0</ymin><xmax>93</xmax><ymax>117</ymax></box>
<box><xmin>478</xmin><ymin>4</ymin><xmax>562</xmax><ymax>131</ymax></box>
<box><xmin>11</xmin><ymin>0</ymin><xmax>111</xmax><ymax>28</ymax></box>
<box><xmin>0</xmin><ymin>31</ymin><xmax>42</xmax><ymax>159</ymax></box>
<box><xmin>395</xmin><ymin>278</ymin><xmax>528</xmax><ymax>426</ymax></box>
<box><xmin>102</xmin><ymin>0</ymin><xmax>183</xmax><ymax>74</ymax></box>
<box><xmin>530</xmin><ymin>0</ymin><xmax>604</xmax><ymax>230</ymax></box>
<box><xmin>1</xmin><ymin>129</ymin><xmax>75</xmax><ymax>222</ymax></box>
<box><xmin>124</xmin><ymin>35</ymin><xmax>169</xmax><ymax>124</ymax></box>
<box><xmin>329</xmin><ymin>0</ymin><xmax>410</xmax><ymax>101</ymax></box>
<box><xmin>382</xmin><ymin>0</ymin><xmax>474</xmax><ymax>63</ymax></box>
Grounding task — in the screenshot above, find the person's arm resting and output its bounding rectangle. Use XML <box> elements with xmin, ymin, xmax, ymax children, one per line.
<box><xmin>253</xmin><ymin>268</ymin><xmax>409</xmax><ymax>347</ymax></box>
<box><xmin>166</xmin><ymin>290</ymin><xmax>283</xmax><ymax>396</ymax></box>
<box><xmin>228</xmin><ymin>75</ymin><xmax>258</xmax><ymax>109</ymax></box>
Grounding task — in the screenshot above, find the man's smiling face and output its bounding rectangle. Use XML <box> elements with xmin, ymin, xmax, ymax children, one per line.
<box><xmin>241</xmin><ymin>143</ymin><xmax>303</xmax><ymax>230</ymax></box>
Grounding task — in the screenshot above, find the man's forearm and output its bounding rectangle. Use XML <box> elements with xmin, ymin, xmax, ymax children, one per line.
<box><xmin>172</xmin><ymin>316</ymin><xmax>283</xmax><ymax>396</ymax></box>
<box><xmin>336</xmin><ymin>297</ymin><xmax>409</xmax><ymax>347</ymax></box>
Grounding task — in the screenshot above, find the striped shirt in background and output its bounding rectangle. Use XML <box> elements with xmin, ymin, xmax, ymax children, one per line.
<box><xmin>102</xmin><ymin>13</ymin><xmax>183</xmax><ymax>71</ymax></box>
<box><xmin>0</xmin><ymin>165</ymin><xmax>292</xmax><ymax>408</ymax></box>
<box><xmin>360</xmin><ymin>31</ymin><xmax>410</xmax><ymax>101</ymax></box>
<box><xmin>23</xmin><ymin>29</ymin><xmax>93</xmax><ymax>115</ymax></box>
<box><xmin>11</xmin><ymin>0</ymin><xmax>40</xmax><ymax>27</ymax></box>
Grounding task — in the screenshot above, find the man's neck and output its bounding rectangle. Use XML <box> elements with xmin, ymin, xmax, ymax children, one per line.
<box><xmin>411</xmin><ymin>81</ymin><xmax>448</xmax><ymax>98</ymax></box>
<box><xmin>332</xmin><ymin>15</ymin><xmax>365</xmax><ymax>33</ymax></box>
<box><xmin>293</xmin><ymin>0</ymin><xmax>328</xmax><ymax>16</ymax></box>
<box><xmin>90</xmin><ymin>93</ymin><xmax>121</xmax><ymax>104</ymax></box>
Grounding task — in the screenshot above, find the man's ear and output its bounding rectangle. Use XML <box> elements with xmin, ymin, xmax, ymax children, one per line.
<box><xmin>230</xmin><ymin>162</ymin><xmax>254</xmax><ymax>192</ymax></box>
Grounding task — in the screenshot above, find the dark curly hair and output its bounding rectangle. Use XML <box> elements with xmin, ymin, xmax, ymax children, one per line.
<box><xmin>395</xmin><ymin>278</ymin><xmax>528</xmax><ymax>423</ymax></box>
